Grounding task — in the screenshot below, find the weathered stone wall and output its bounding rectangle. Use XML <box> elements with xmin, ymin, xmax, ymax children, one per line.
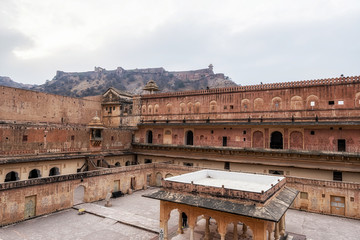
<box><xmin>0</xmin><ymin>163</ymin><xmax>193</xmax><ymax>226</ymax></box>
<box><xmin>135</xmin><ymin>125</ymin><xmax>360</xmax><ymax>153</ymax></box>
<box><xmin>0</xmin><ymin>123</ymin><xmax>133</xmax><ymax>156</ymax></box>
<box><xmin>0</xmin><ymin>163</ymin><xmax>359</xmax><ymax>226</ymax></box>
<box><xmin>287</xmin><ymin>177</ymin><xmax>360</xmax><ymax>219</ymax></box>
<box><xmin>139</xmin><ymin>77</ymin><xmax>360</xmax><ymax>122</ymax></box>
<box><xmin>0</xmin><ymin>86</ymin><xmax>101</xmax><ymax>125</ymax></box>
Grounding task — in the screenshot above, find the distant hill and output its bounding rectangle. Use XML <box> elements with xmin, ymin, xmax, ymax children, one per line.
<box><xmin>1</xmin><ymin>65</ymin><xmax>237</xmax><ymax>97</ymax></box>
<box><xmin>0</xmin><ymin>76</ymin><xmax>34</xmax><ymax>89</ymax></box>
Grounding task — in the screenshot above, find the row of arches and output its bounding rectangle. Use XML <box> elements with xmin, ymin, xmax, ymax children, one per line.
<box><xmin>4</xmin><ymin>167</ymin><xmax>60</xmax><ymax>182</ymax></box>
<box><xmin>146</xmin><ymin>129</ymin><xmax>304</xmax><ymax>149</ymax></box>
<box><xmin>141</xmin><ymin>93</ymin><xmax>341</xmax><ymax>115</ymax></box>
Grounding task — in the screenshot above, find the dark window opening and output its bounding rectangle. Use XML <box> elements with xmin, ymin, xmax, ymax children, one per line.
<box><xmin>49</xmin><ymin>167</ymin><xmax>60</xmax><ymax>176</ymax></box>
<box><xmin>243</xmin><ymin>130</ymin><xmax>246</xmax><ymax>134</ymax></box>
<box><xmin>230</xmin><ymin>105</ymin><xmax>234</xmax><ymax>109</ymax></box>
<box><xmin>23</xmin><ymin>135</ymin><xmax>28</xmax><ymax>142</ymax></box>
<box><xmin>270</xmin><ymin>131</ymin><xmax>283</xmax><ymax>149</ymax></box>
<box><xmin>113</xmin><ymin>106</ymin><xmax>115</xmax><ymax>110</ymax></box>
<box><xmin>5</xmin><ymin>171</ymin><xmax>19</xmax><ymax>182</ymax></box>
<box><xmin>330</xmin><ymin>127</ymin><xmax>334</xmax><ymax>130</ymax></box>
<box><xmin>339</xmin><ymin>127</ymin><xmax>342</xmax><ymax>130</ymax></box>
<box><xmin>223</xmin><ymin>136</ymin><xmax>227</xmax><ymax>146</ymax></box>
<box><xmin>125</xmin><ymin>161</ymin><xmax>131</xmax><ymax>166</ymax></box>
<box><xmin>310</xmin><ymin>131</ymin><xmax>315</xmax><ymax>135</ymax></box>
<box><xmin>328</xmin><ymin>101</ymin><xmax>335</xmax><ymax>105</ymax></box>
<box><xmin>243</xmin><ymin>138</ymin><xmax>246</xmax><ymax>141</ymax></box>
<box><xmin>186</xmin><ymin>131</ymin><xmax>193</xmax><ymax>145</ymax></box>
<box><xmin>224</xmin><ymin>106</ymin><xmax>227</xmax><ymax>110</ymax></box>
<box><xmin>224</xmin><ymin>162</ymin><xmax>230</xmax><ymax>170</ymax></box>
<box><xmin>71</xmin><ymin>135</ymin><xmax>75</xmax><ymax>140</ymax></box>
<box><xmin>111</xmin><ymin>136</ymin><xmax>114</xmax><ymax>141</ymax></box>
<box><xmin>146</xmin><ymin>130</ymin><xmax>153</xmax><ymax>144</ymax></box>
<box><xmin>333</xmin><ymin>171</ymin><xmax>342</xmax><ymax>181</ymax></box>
<box><xmin>131</xmin><ymin>177</ymin><xmax>136</xmax><ymax>190</ymax></box>
<box><xmin>269</xmin><ymin>170</ymin><xmax>284</xmax><ymax>175</ymax></box>
<box><xmin>115</xmin><ymin>162</ymin><xmax>121</xmax><ymax>167</ymax></box>
<box><xmin>92</xmin><ymin>129</ymin><xmax>102</xmax><ymax>139</ymax></box>
<box><xmin>211</xmin><ymin>130</ymin><xmax>214</xmax><ymax>134</ymax></box>
<box><xmin>145</xmin><ymin>159</ymin><xmax>152</xmax><ymax>164</ymax></box>
<box><xmin>338</xmin><ymin>139</ymin><xmax>346</xmax><ymax>152</ymax></box>
<box><xmin>183</xmin><ymin>162</ymin><xmax>193</xmax><ymax>167</ymax></box>
<box><xmin>28</xmin><ymin>169</ymin><xmax>41</xmax><ymax>179</ymax></box>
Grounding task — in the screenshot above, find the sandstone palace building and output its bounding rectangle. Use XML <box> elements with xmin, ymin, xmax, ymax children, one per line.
<box><xmin>1</xmin><ymin>74</ymin><xmax>360</xmax><ymax>232</ymax></box>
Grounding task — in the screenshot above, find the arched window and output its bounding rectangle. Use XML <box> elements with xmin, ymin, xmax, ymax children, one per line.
<box><xmin>145</xmin><ymin>159</ymin><xmax>152</xmax><ymax>164</ymax></box>
<box><xmin>185</xmin><ymin>131</ymin><xmax>194</xmax><ymax>145</ymax></box>
<box><xmin>49</xmin><ymin>167</ymin><xmax>60</xmax><ymax>176</ymax></box>
<box><xmin>195</xmin><ymin>102</ymin><xmax>201</xmax><ymax>113</ymax></box>
<box><xmin>146</xmin><ymin>130</ymin><xmax>153</xmax><ymax>144</ymax></box>
<box><xmin>210</xmin><ymin>101</ymin><xmax>217</xmax><ymax>112</ymax></box>
<box><xmin>270</xmin><ymin>131</ymin><xmax>283</xmax><ymax>149</ymax></box>
<box><xmin>28</xmin><ymin>169</ymin><xmax>41</xmax><ymax>179</ymax></box>
<box><xmin>115</xmin><ymin>162</ymin><xmax>121</xmax><ymax>167</ymax></box>
<box><xmin>5</xmin><ymin>171</ymin><xmax>19</xmax><ymax>182</ymax></box>
<box><xmin>125</xmin><ymin>161</ymin><xmax>131</xmax><ymax>166</ymax></box>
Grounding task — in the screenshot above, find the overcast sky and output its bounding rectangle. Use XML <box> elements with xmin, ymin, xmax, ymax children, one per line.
<box><xmin>1</xmin><ymin>0</ymin><xmax>360</xmax><ymax>86</ymax></box>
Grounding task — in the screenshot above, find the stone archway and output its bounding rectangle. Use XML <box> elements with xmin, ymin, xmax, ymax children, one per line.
<box><xmin>186</xmin><ymin>131</ymin><xmax>194</xmax><ymax>145</ymax></box>
<box><xmin>5</xmin><ymin>171</ymin><xmax>19</xmax><ymax>182</ymax></box>
<box><xmin>156</xmin><ymin>172</ymin><xmax>162</xmax><ymax>187</ymax></box>
<box><xmin>270</xmin><ymin>131</ymin><xmax>283</xmax><ymax>149</ymax></box>
<box><xmin>146</xmin><ymin>130</ymin><xmax>153</xmax><ymax>144</ymax></box>
<box><xmin>28</xmin><ymin>169</ymin><xmax>41</xmax><ymax>179</ymax></box>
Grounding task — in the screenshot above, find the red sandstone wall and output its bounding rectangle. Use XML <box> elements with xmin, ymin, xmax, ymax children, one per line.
<box><xmin>0</xmin><ymin>124</ymin><xmax>133</xmax><ymax>155</ymax></box>
<box><xmin>139</xmin><ymin>81</ymin><xmax>360</xmax><ymax>122</ymax></box>
<box><xmin>0</xmin><ymin>86</ymin><xmax>101</xmax><ymax>125</ymax></box>
<box><xmin>135</xmin><ymin>125</ymin><xmax>360</xmax><ymax>152</ymax></box>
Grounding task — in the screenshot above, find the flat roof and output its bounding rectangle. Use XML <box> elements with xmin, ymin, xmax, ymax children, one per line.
<box><xmin>165</xmin><ymin>169</ymin><xmax>284</xmax><ymax>193</ymax></box>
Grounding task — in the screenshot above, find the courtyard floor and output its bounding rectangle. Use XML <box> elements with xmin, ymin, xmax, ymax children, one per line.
<box><xmin>0</xmin><ymin>188</ymin><xmax>359</xmax><ymax>240</ymax></box>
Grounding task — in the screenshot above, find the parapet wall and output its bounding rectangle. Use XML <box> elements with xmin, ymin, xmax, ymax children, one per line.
<box><xmin>0</xmin><ymin>86</ymin><xmax>102</xmax><ymax>125</ymax></box>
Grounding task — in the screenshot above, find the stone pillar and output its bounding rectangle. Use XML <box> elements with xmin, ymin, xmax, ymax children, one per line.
<box><xmin>274</xmin><ymin>222</ymin><xmax>280</xmax><ymax>240</ymax></box>
<box><xmin>189</xmin><ymin>226</ymin><xmax>195</xmax><ymax>240</ymax></box>
<box><xmin>220</xmin><ymin>233</ymin><xmax>226</xmax><ymax>240</ymax></box>
<box><xmin>177</xmin><ymin>210</ymin><xmax>183</xmax><ymax>234</ymax></box>
<box><xmin>159</xmin><ymin>201</ymin><xmax>169</xmax><ymax>240</ymax></box>
<box><xmin>204</xmin><ymin>217</ymin><xmax>210</xmax><ymax>240</ymax></box>
<box><xmin>279</xmin><ymin>215</ymin><xmax>285</xmax><ymax>236</ymax></box>
<box><xmin>233</xmin><ymin>222</ymin><xmax>238</xmax><ymax>240</ymax></box>
<box><xmin>164</xmin><ymin>220</ymin><xmax>169</xmax><ymax>240</ymax></box>
<box><xmin>241</xmin><ymin>223</ymin><xmax>247</xmax><ymax>238</ymax></box>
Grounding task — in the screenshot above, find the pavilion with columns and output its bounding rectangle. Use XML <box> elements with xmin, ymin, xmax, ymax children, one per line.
<box><xmin>144</xmin><ymin>169</ymin><xmax>298</xmax><ymax>240</ymax></box>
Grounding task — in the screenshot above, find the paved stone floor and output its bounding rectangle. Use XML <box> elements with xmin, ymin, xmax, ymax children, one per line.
<box><xmin>0</xmin><ymin>188</ymin><xmax>359</xmax><ymax>240</ymax></box>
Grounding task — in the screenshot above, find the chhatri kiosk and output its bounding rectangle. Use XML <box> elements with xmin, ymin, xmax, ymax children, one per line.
<box><xmin>145</xmin><ymin>170</ymin><xmax>298</xmax><ymax>240</ymax></box>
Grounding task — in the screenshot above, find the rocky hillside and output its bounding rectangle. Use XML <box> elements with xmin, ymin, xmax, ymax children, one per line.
<box><xmin>0</xmin><ymin>76</ymin><xmax>34</xmax><ymax>89</ymax></box>
<box><xmin>1</xmin><ymin>65</ymin><xmax>237</xmax><ymax>97</ymax></box>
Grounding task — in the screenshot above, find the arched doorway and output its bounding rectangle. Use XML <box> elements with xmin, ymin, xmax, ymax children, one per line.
<box><xmin>185</xmin><ymin>131</ymin><xmax>193</xmax><ymax>145</ymax></box>
<box><xmin>156</xmin><ymin>172</ymin><xmax>162</xmax><ymax>186</ymax></box>
<box><xmin>73</xmin><ymin>185</ymin><xmax>85</xmax><ymax>205</ymax></box>
<box><xmin>165</xmin><ymin>173</ymin><xmax>173</xmax><ymax>178</ymax></box>
<box><xmin>49</xmin><ymin>167</ymin><xmax>60</xmax><ymax>176</ymax></box>
<box><xmin>270</xmin><ymin>131</ymin><xmax>283</xmax><ymax>149</ymax></box>
<box><xmin>28</xmin><ymin>169</ymin><xmax>41</xmax><ymax>179</ymax></box>
<box><xmin>5</xmin><ymin>171</ymin><xmax>19</xmax><ymax>182</ymax></box>
<box><xmin>146</xmin><ymin>130</ymin><xmax>153</xmax><ymax>144</ymax></box>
